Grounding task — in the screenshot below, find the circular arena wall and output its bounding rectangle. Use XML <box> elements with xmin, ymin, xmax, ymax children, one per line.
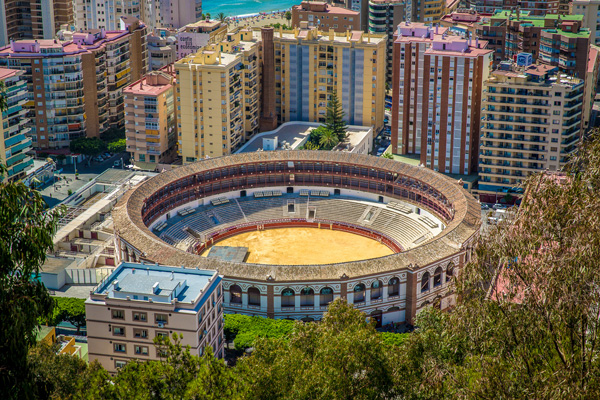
<box><xmin>113</xmin><ymin>151</ymin><xmax>481</xmax><ymax>325</ymax></box>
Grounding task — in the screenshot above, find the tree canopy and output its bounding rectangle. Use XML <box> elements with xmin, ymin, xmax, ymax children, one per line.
<box><xmin>0</xmin><ymin>164</ymin><xmax>61</xmax><ymax>399</ymax></box>
<box><xmin>69</xmin><ymin>137</ymin><xmax>106</xmax><ymax>157</ymax></box>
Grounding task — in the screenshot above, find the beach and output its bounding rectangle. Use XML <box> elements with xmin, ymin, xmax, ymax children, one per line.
<box><xmin>202</xmin><ymin>0</ymin><xmax>300</xmax><ymax>19</ymax></box>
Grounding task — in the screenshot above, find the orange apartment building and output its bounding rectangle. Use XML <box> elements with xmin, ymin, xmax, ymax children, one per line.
<box><xmin>86</xmin><ymin>262</ymin><xmax>224</xmax><ymax>374</ymax></box>
<box><xmin>292</xmin><ymin>1</ymin><xmax>360</xmax><ymax>33</ymax></box>
<box><xmin>124</xmin><ymin>66</ymin><xmax>177</xmax><ymax>169</ymax></box>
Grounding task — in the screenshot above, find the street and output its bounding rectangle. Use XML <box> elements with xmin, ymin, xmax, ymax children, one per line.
<box><xmin>38</xmin><ymin>152</ymin><xmax>130</xmax><ymax>208</ymax></box>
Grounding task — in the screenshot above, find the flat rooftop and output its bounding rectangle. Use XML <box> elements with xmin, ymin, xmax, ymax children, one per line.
<box><xmin>93</xmin><ymin>262</ymin><xmax>218</xmax><ymax>304</ymax></box>
<box><xmin>236</xmin><ymin>122</ymin><xmax>372</xmax><ymax>153</ymax></box>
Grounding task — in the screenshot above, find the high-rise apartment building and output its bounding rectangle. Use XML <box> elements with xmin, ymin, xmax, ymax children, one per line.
<box><xmin>571</xmin><ymin>0</ymin><xmax>600</xmax><ymax>46</ymax></box>
<box><xmin>86</xmin><ymin>262</ymin><xmax>224</xmax><ymax>374</ymax></box>
<box><xmin>265</xmin><ymin>23</ymin><xmax>386</xmax><ymax>130</ymax></box>
<box><xmin>472</xmin><ymin>0</ymin><xmax>559</xmax><ymax>16</ymax></box>
<box><xmin>477</xmin><ymin>11</ymin><xmax>590</xmax><ymax>78</ymax></box>
<box><xmin>176</xmin><ymin>28</ymin><xmax>260</xmax><ymax>162</ymax></box>
<box><xmin>0</xmin><ymin>0</ymin><xmax>75</xmax><ymax>47</ymax></box>
<box><xmin>368</xmin><ymin>0</ymin><xmax>405</xmax><ymax>83</ymax></box>
<box><xmin>176</xmin><ymin>20</ymin><xmax>228</xmax><ymax>59</ymax></box>
<box><xmin>0</xmin><ymin>67</ymin><xmax>33</xmax><ymax>181</ymax></box>
<box><xmin>143</xmin><ymin>0</ymin><xmax>203</xmax><ymax>30</ymax></box>
<box><xmin>0</xmin><ymin>18</ymin><xmax>147</xmax><ymax>150</ymax></box>
<box><xmin>124</xmin><ymin>66</ymin><xmax>177</xmax><ymax>168</ymax></box>
<box><xmin>292</xmin><ymin>1</ymin><xmax>361</xmax><ymax>33</ymax></box>
<box><xmin>74</xmin><ymin>0</ymin><xmax>142</xmax><ymax>31</ymax></box>
<box><xmin>479</xmin><ymin>59</ymin><xmax>584</xmax><ymax>196</ymax></box>
<box><xmin>147</xmin><ymin>29</ymin><xmax>177</xmax><ymax>71</ymax></box>
<box><xmin>391</xmin><ymin>23</ymin><xmax>493</xmax><ymax>175</ymax></box>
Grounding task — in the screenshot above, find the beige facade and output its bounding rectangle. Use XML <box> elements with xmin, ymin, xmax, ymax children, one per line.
<box><xmin>86</xmin><ymin>262</ymin><xmax>224</xmax><ymax>373</ymax></box>
<box><xmin>270</xmin><ymin>24</ymin><xmax>386</xmax><ymax>131</ymax></box>
<box><xmin>572</xmin><ymin>0</ymin><xmax>600</xmax><ymax>45</ymax></box>
<box><xmin>176</xmin><ymin>28</ymin><xmax>260</xmax><ymax>163</ymax></box>
<box><xmin>125</xmin><ymin>66</ymin><xmax>177</xmax><ymax>169</ymax></box>
<box><xmin>479</xmin><ymin>62</ymin><xmax>584</xmax><ymax>195</ymax></box>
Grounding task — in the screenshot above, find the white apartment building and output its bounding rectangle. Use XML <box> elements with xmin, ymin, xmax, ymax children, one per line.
<box><xmin>86</xmin><ymin>262</ymin><xmax>224</xmax><ymax>373</ymax></box>
<box><xmin>572</xmin><ymin>0</ymin><xmax>600</xmax><ymax>45</ymax></box>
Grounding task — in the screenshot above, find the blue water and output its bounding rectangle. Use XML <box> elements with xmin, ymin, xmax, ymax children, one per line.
<box><xmin>202</xmin><ymin>0</ymin><xmax>300</xmax><ymax>17</ymax></box>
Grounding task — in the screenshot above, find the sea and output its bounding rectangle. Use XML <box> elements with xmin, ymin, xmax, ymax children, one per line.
<box><xmin>201</xmin><ymin>0</ymin><xmax>300</xmax><ymax>18</ymax></box>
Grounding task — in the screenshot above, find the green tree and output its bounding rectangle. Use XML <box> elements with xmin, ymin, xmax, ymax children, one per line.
<box><xmin>28</xmin><ymin>342</ymin><xmax>89</xmax><ymax>399</ymax></box>
<box><xmin>107</xmin><ymin>138</ymin><xmax>126</xmax><ymax>154</ymax></box>
<box><xmin>0</xmin><ymin>81</ymin><xmax>7</xmax><ymax>112</ymax></box>
<box><xmin>0</xmin><ymin>164</ymin><xmax>62</xmax><ymax>399</ymax></box>
<box><xmin>285</xmin><ymin>10</ymin><xmax>292</xmax><ymax>24</ymax></box>
<box><xmin>205</xmin><ymin>12</ymin><xmax>211</xmax><ymax>20</ymax></box>
<box><xmin>70</xmin><ymin>137</ymin><xmax>106</xmax><ymax>166</ymax></box>
<box><xmin>224</xmin><ymin>314</ymin><xmax>295</xmax><ymax>351</ymax></box>
<box><xmin>217</xmin><ymin>12</ymin><xmax>227</xmax><ymax>23</ymax></box>
<box><xmin>382</xmin><ymin>151</ymin><xmax>393</xmax><ymax>159</ymax></box>
<box><xmin>237</xmin><ymin>299</ymin><xmax>400</xmax><ymax>400</ymax></box>
<box><xmin>51</xmin><ymin>297</ymin><xmax>86</xmax><ymax>333</ymax></box>
<box><xmin>325</xmin><ymin>91</ymin><xmax>347</xmax><ymax>142</ymax></box>
<box><xmin>319</xmin><ymin>128</ymin><xmax>340</xmax><ymax>150</ymax></box>
<box><xmin>396</xmin><ymin>131</ymin><xmax>600</xmax><ymax>398</ymax></box>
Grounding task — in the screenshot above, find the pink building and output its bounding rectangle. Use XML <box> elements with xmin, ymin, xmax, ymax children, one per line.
<box><xmin>86</xmin><ymin>262</ymin><xmax>224</xmax><ymax>373</ymax></box>
<box><xmin>391</xmin><ymin>23</ymin><xmax>493</xmax><ymax>175</ymax></box>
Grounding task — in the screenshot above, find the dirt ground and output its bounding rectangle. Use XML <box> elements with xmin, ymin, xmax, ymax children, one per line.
<box><xmin>201</xmin><ymin>227</ymin><xmax>394</xmax><ymax>265</ymax></box>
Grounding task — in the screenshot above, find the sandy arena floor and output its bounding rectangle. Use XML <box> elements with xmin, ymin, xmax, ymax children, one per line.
<box><xmin>201</xmin><ymin>227</ymin><xmax>394</xmax><ymax>265</ymax></box>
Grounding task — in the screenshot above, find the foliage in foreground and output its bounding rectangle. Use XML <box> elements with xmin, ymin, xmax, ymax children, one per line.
<box><xmin>49</xmin><ymin>297</ymin><xmax>86</xmax><ymax>332</ymax></box>
<box><xmin>0</xmin><ymin>164</ymin><xmax>62</xmax><ymax>399</ymax></box>
<box><xmin>224</xmin><ymin>314</ymin><xmax>295</xmax><ymax>351</ymax></box>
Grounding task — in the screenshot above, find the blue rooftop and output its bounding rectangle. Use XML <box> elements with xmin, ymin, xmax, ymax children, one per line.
<box><xmin>94</xmin><ymin>262</ymin><xmax>218</xmax><ymax>305</ymax></box>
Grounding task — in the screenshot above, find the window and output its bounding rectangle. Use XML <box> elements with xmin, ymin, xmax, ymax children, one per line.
<box><xmin>113</xmin><ymin>326</ymin><xmax>125</xmax><ymax>336</ymax></box>
<box><xmin>134</xmin><ymin>345</ymin><xmax>149</xmax><ymax>355</ymax></box>
<box><xmin>230</xmin><ymin>284</ymin><xmax>242</xmax><ymax>304</ymax></box>
<box><xmin>371</xmin><ymin>280</ymin><xmax>382</xmax><ymax>300</ymax></box>
<box><xmin>132</xmin><ymin>312</ymin><xmax>147</xmax><ymax>322</ymax></box>
<box><xmin>112</xmin><ymin>309</ymin><xmax>124</xmax><ymax>319</ymax></box>
<box><xmin>281</xmin><ymin>288</ymin><xmax>295</xmax><ymax>308</ymax></box>
<box><xmin>113</xmin><ymin>343</ymin><xmax>126</xmax><ymax>353</ymax></box>
<box><xmin>155</xmin><ymin>314</ymin><xmax>168</xmax><ymax>324</ymax></box>
<box><xmin>388</xmin><ymin>278</ymin><xmax>400</xmax><ymax>296</ymax></box>
<box><xmin>320</xmin><ymin>287</ymin><xmax>333</xmax><ymax>306</ymax></box>
<box><xmin>133</xmin><ymin>329</ymin><xmax>148</xmax><ymax>338</ymax></box>
<box><xmin>300</xmin><ymin>287</ymin><xmax>314</xmax><ymax>307</ymax></box>
<box><xmin>248</xmin><ymin>287</ymin><xmax>261</xmax><ymax>306</ymax></box>
<box><xmin>115</xmin><ymin>360</ymin><xmax>127</xmax><ymax>369</ymax></box>
<box><xmin>421</xmin><ymin>272</ymin><xmax>430</xmax><ymax>293</ymax></box>
<box><xmin>353</xmin><ymin>284</ymin><xmax>365</xmax><ymax>303</ymax></box>
<box><xmin>446</xmin><ymin>263</ymin><xmax>454</xmax><ymax>282</ymax></box>
<box><xmin>433</xmin><ymin>267</ymin><xmax>443</xmax><ymax>287</ymax></box>
<box><xmin>156</xmin><ymin>331</ymin><xmax>168</xmax><ymax>339</ymax></box>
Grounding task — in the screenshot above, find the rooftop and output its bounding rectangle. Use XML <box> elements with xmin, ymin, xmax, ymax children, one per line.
<box><xmin>0</xmin><ymin>66</ymin><xmax>21</xmax><ymax>80</ymax></box>
<box><xmin>93</xmin><ymin>262</ymin><xmax>219</xmax><ymax>304</ymax></box>
<box><xmin>125</xmin><ymin>67</ymin><xmax>176</xmax><ymax>96</ymax></box>
<box><xmin>294</xmin><ymin>1</ymin><xmax>359</xmax><ymax>15</ymax></box>
<box><xmin>235</xmin><ymin>122</ymin><xmax>372</xmax><ymax>153</ymax></box>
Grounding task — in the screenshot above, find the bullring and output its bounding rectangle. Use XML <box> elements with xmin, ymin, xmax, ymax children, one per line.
<box><xmin>113</xmin><ymin>151</ymin><xmax>481</xmax><ymax>325</ymax></box>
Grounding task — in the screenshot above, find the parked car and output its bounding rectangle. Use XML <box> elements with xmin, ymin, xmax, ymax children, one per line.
<box><xmin>481</xmin><ymin>203</ymin><xmax>490</xmax><ymax>210</ymax></box>
<box><xmin>492</xmin><ymin>203</ymin><xmax>505</xmax><ymax>210</ymax></box>
<box><xmin>114</xmin><ymin>159</ymin><xmax>122</xmax><ymax>167</ymax></box>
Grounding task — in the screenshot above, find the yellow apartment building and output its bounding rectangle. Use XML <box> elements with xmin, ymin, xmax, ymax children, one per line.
<box><xmin>176</xmin><ymin>28</ymin><xmax>260</xmax><ymax>163</ymax></box>
<box><xmin>268</xmin><ymin>23</ymin><xmax>386</xmax><ymax>132</ymax></box>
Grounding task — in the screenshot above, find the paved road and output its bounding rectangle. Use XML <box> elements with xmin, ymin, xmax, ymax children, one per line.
<box><xmin>39</xmin><ymin>152</ymin><xmax>130</xmax><ymax>208</ymax></box>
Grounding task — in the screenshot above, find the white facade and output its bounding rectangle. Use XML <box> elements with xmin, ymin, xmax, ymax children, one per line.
<box><xmin>572</xmin><ymin>0</ymin><xmax>600</xmax><ymax>45</ymax></box>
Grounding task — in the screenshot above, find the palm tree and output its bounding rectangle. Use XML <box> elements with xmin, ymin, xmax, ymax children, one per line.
<box><xmin>205</xmin><ymin>12</ymin><xmax>211</xmax><ymax>20</ymax></box>
<box><xmin>0</xmin><ymin>82</ymin><xmax>6</xmax><ymax>112</ymax></box>
<box><xmin>217</xmin><ymin>12</ymin><xmax>227</xmax><ymax>23</ymax></box>
<box><xmin>319</xmin><ymin>128</ymin><xmax>339</xmax><ymax>150</ymax></box>
<box><xmin>285</xmin><ymin>10</ymin><xmax>292</xmax><ymax>25</ymax></box>
<box><xmin>382</xmin><ymin>152</ymin><xmax>393</xmax><ymax>159</ymax></box>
